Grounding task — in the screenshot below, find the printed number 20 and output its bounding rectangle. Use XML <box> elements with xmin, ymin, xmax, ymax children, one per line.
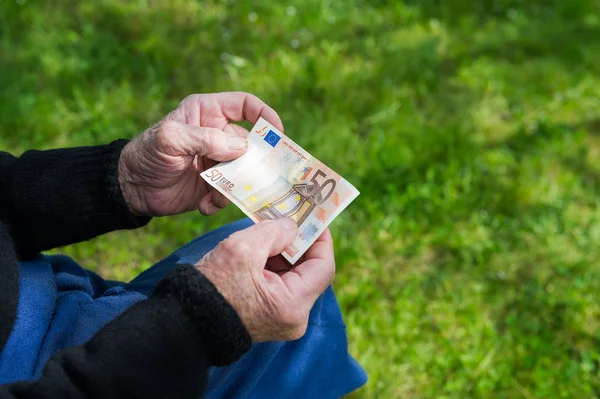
<box><xmin>310</xmin><ymin>170</ymin><xmax>336</xmax><ymax>205</ymax></box>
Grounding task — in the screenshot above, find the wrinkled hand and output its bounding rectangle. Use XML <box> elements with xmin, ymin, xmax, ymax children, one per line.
<box><xmin>118</xmin><ymin>92</ymin><xmax>283</xmax><ymax>216</ymax></box>
<box><xmin>196</xmin><ymin>219</ymin><xmax>335</xmax><ymax>342</ymax></box>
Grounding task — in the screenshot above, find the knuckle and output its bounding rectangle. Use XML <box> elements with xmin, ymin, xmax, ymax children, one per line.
<box><xmin>218</xmin><ymin>232</ymin><xmax>252</xmax><ymax>259</ymax></box>
<box><xmin>155</xmin><ymin>120</ymin><xmax>178</xmax><ymax>146</ymax></box>
<box><xmin>259</xmin><ymin>220</ymin><xmax>281</xmax><ymax>242</ymax></box>
<box><xmin>202</xmin><ymin>128</ymin><xmax>220</xmax><ymax>149</ymax></box>
<box><xmin>244</xmin><ymin>92</ymin><xmax>260</xmax><ymax>102</ymax></box>
<box><xmin>181</xmin><ymin>93</ymin><xmax>200</xmax><ymax>104</ymax></box>
<box><xmin>218</xmin><ymin>236</ymin><xmax>241</xmax><ymax>257</ymax></box>
<box><xmin>233</xmin><ymin>90</ymin><xmax>250</xmax><ymax>98</ymax></box>
<box><xmin>158</xmin><ymin>119</ymin><xmax>178</xmax><ymax>133</ymax></box>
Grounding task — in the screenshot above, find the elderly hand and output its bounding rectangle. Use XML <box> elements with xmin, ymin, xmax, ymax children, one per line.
<box><xmin>118</xmin><ymin>92</ymin><xmax>283</xmax><ymax>217</ymax></box>
<box><xmin>196</xmin><ymin>218</ymin><xmax>335</xmax><ymax>342</ymax></box>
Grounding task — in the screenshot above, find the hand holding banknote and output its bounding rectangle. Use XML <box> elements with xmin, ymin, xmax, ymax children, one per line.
<box><xmin>118</xmin><ymin>91</ymin><xmax>359</xmax><ymax>263</ymax></box>
<box><xmin>196</xmin><ymin>218</ymin><xmax>335</xmax><ymax>342</ymax></box>
<box><xmin>118</xmin><ymin>92</ymin><xmax>283</xmax><ymax>216</ymax></box>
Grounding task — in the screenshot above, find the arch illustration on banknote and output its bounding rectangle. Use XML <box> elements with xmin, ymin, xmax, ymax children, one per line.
<box><xmin>253</xmin><ymin>182</ymin><xmax>321</xmax><ymax>226</ymax></box>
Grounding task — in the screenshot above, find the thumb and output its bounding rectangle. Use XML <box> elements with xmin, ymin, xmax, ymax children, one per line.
<box><xmin>157</xmin><ymin>120</ymin><xmax>248</xmax><ymax>161</ymax></box>
<box><xmin>229</xmin><ymin>219</ymin><xmax>299</xmax><ymax>264</ymax></box>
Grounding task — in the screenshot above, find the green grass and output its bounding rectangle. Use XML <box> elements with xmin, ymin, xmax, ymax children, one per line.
<box><xmin>2</xmin><ymin>0</ymin><xmax>600</xmax><ymax>397</ymax></box>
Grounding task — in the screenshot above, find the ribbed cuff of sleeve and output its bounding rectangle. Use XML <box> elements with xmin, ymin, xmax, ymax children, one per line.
<box><xmin>153</xmin><ymin>265</ymin><xmax>252</xmax><ymax>366</ymax></box>
<box><xmin>4</xmin><ymin>140</ymin><xmax>152</xmax><ymax>256</ymax></box>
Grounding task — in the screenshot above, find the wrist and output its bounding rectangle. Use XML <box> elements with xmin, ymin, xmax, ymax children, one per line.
<box><xmin>117</xmin><ymin>144</ymin><xmax>144</xmax><ymax>216</ymax></box>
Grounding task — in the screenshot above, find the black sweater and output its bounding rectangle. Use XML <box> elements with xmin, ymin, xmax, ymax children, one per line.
<box><xmin>0</xmin><ymin>140</ymin><xmax>251</xmax><ymax>398</ymax></box>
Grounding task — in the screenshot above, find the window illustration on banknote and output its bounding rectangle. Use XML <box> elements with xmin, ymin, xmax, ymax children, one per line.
<box><xmin>254</xmin><ymin>183</ymin><xmax>318</xmax><ymax>226</ymax></box>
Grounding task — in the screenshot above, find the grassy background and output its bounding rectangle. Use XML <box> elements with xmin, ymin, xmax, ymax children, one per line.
<box><xmin>2</xmin><ymin>0</ymin><xmax>600</xmax><ymax>397</ymax></box>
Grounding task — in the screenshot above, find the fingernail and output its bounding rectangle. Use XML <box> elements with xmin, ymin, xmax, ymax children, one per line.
<box><xmin>227</xmin><ymin>136</ymin><xmax>247</xmax><ymax>150</ymax></box>
<box><xmin>279</xmin><ymin>218</ymin><xmax>297</xmax><ymax>231</ymax></box>
<box><xmin>203</xmin><ymin>202</ymin><xmax>219</xmax><ymax>215</ymax></box>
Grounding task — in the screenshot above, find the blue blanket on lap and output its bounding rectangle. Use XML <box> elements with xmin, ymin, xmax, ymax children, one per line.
<box><xmin>0</xmin><ymin>219</ymin><xmax>367</xmax><ymax>398</ymax></box>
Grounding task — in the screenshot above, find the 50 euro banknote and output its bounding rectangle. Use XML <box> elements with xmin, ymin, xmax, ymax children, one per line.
<box><xmin>200</xmin><ymin>117</ymin><xmax>360</xmax><ymax>264</ymax></box>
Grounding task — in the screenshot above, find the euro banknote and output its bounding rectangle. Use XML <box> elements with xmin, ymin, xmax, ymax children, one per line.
<box><xmin>200</xmin><ymin>118</ymin><xmax>360</xmax><ymax>264</ymax></box>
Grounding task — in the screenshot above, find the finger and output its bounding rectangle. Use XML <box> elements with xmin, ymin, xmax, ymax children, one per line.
<box><xmin>215</xmin><ymin>92</ymin><xmax>284</xmax><ymax>132</ymax></box>
<box><xmin>301</xmin><ymin>228</ymin><xmax>333</xmax><ymax>261</ymax></box>
<box><xmin>281</xmin><ymin>229</ymin><xmax>335</xmax><ymax>302</ymax></box>
<box><xmin>265</xmin><ymin>254</ymin><xmax>294</xmax><ymax>274</ymax></box>
<box><xmin>157</xmin><ymin>120</ymin><xmax>248</xmax><ymax>162</ymax></box>
<box><xmin>198</xmin><ymin>193</ymin><xmax>218</xmax><ymax>216</ymax></box>
<box><xmin>213</xmin><ymin>191</ymin><xmax>230</xmax><ymax>208</ymax></box>
<box><xmin>264</xmin><ymin>229</ymin><xmax>331</xmax><ymax>273</ymax></box>
<box><xmin>198</xmin><ymin>191</ymin><xmax>230</xmax><ymax>216</ymax></box>
<box><xmin>226</xmin><ymin>218</ymin><xmax>298</xmax><ymax>265</ymax></box>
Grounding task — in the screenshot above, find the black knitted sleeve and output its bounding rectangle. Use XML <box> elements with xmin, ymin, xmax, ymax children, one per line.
<box><xmin>0</xmin><ymin>141</ymin><xmax>151</xmax><ymax>259</ymax></box>
<box><xmin>0</xmin><ymin>265</ymin><xmax>251</xmax><ymax>399</ymax></box>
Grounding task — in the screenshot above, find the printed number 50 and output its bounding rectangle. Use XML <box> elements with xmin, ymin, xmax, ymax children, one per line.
<box><xmin>310</xmin><ymin>170</ymin><xmax>336</xmax><ymax>205</ymax></box>
<box><xmin>205</xmin><ymin>169</ymin><xmax>223</xmax><ymax>182</ymax></box>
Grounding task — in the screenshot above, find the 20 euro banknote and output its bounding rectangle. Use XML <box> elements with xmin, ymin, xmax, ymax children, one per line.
<box><xmin>200</xmin><ymin>118</ymin><xmax>360</xmax><ymax>264</ymax></box>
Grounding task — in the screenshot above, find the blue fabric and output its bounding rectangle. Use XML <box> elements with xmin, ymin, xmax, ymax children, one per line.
<box><xmin>0</xmin><ymin>219</ymin><xmax>367</xmax><ymax>398</ymax></box>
